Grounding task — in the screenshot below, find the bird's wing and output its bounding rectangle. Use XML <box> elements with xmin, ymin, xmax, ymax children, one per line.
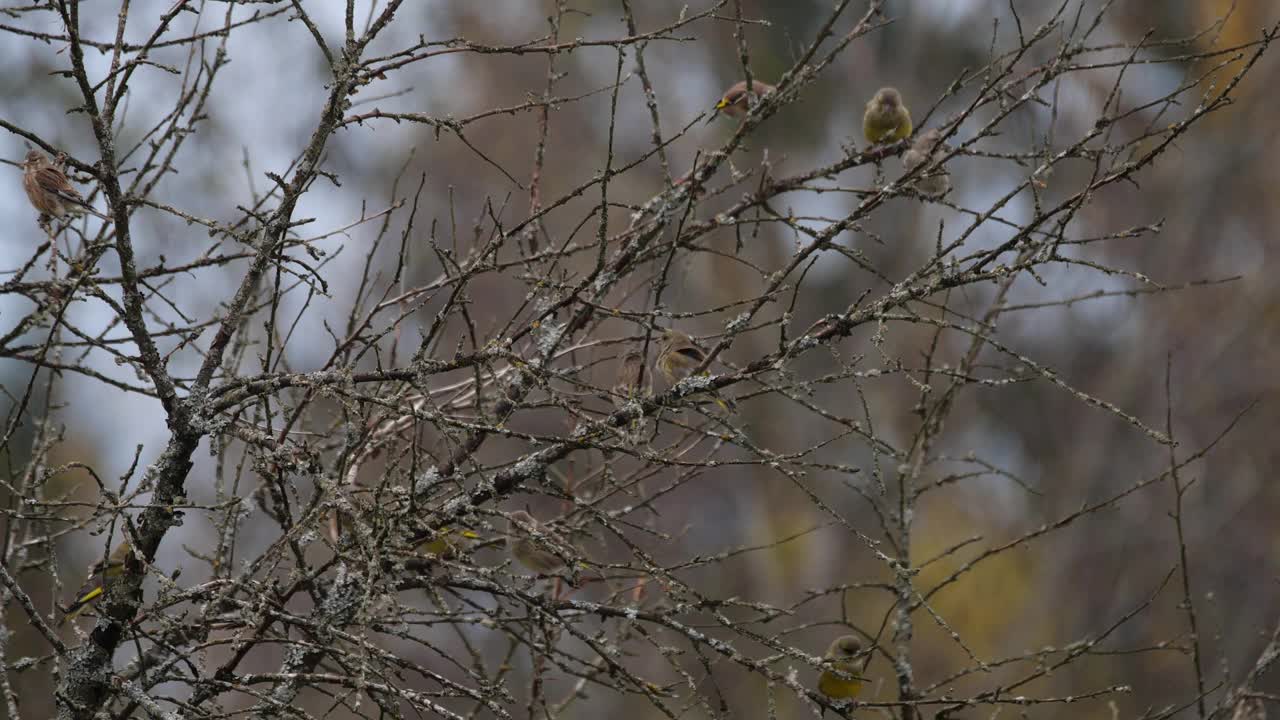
<box><xmin>674</xmin><ymin>345</ymin><xmax>705</xmax><ymax>362</ymax></box>
<box><xmin>34</xmin><ymin>167</ymin><xmax>87</xmax><ymax>204</ymax></box>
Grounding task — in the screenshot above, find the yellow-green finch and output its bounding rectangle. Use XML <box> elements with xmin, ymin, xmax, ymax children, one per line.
<box><xmin>507</xmin><ymin>510</ymin><xmax>569</xmax><ymax>574</ymax></box>
<box><xmin>656</xmin><ymin>329</ymin><xmax>735</xmax><ymax>412</ymax></box>
<box><xmin>902</xmin><ymin>128</ymin><xmax>951</xmax><ymax>197</ymax></box>
<box><xmin>706</xmin><ymin>79</ymin><xmax>775</xmax><ymax>124</ymax></box>
<box><xmin>415</xmin><ymin>527</ymin><xmax>480</xmax><ymax>559</ymax></box>
<box><xmin>818</xmin><ymin>635</ymin><xmax>866</xmax><ymax>700</ymax></box>
<box><xmin>62</xmin><ymin>541</ymin><xmax>133</xmax><ymax>624</ymax></box>
<box><xmin>863</xmin><ymin>87</ymin><xmax>912</xmax><ymax>144</ymax></box>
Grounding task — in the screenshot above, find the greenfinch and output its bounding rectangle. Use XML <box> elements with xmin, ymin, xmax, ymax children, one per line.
<box><xmin>863</xmin><ymin>87</ymin><xmax>912</xmax><ymax>144</ymax></box>
<box><xmin>415</xmin><ymin>527</ymin><xmax>480</xmax><ymax>559</ymax></box>
<box><xmin>706</xmin><ymin>79</ymin><xmax>775</xmax><ymax>124</ymax></box>
<box><xmin>818</xmin><ymin>635</ymin><xmax>866</xmax><ymax>700</ymax></box>
<box><xmin>902</xmin><ymin>128</ymin><xmax>951</xmax><ymax>197</ymax></box>
<box><xmin>62</xmin><ymin>541</ymin><xmax>133</xmax><ymax>624</ymax></box>
<box><xmin>656</xmin><ymin>329</ymin><xmax>736</xmax><ymax>412</ymax></box>
<box><xmin>507</xmin><ymin>510</ymin><xmax>569</xmax><ymax>575</ymax></box>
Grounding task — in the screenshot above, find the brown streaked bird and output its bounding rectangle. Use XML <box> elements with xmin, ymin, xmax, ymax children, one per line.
<box><xmin>507</xmin><ymin>510</ymin><xmax>569</xmax><ymax>575</ymax></box>
<box><xmin>706</xmin><ymin>79</ymin><xmax>775</xmax><ymax>124</ymax></box>
<box><xmin>612</xmin><ymin>350</ymin><xmax>646</xmax><ymax>409</ymax></box>
<box><xmin>902</xmin><ymin>128</ymin><xmax>952</xmax><ymax>197</ymax></box>
<box><xmin>22</xmin><ymin>150</ymin><xmax>110</xmax><ymax>221</ymax></box>
<box><xmin>656</xmin><ymin>329</ymin><xmax>736</xmax><ymax>412</ymax></box>
<box><xmin>862</xmin><ymin>87</ymin><xmax>912</xmax><ymax>144</ymax></box>
<box><xmin>817</xmin><ymin>635</ymin><xmax>866</xmax><ymax>701</ymax></box>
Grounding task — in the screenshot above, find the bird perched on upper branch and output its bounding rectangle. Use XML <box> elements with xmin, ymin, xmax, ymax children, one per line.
<box><xmin>863</xmin><ymin>88</ymin><xmax>912</xmax><ymax>145</ymax></box>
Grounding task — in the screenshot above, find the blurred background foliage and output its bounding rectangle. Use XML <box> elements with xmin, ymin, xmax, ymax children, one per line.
<box><xmin>2</xmin><ymin>1</ymin><xmax>1279</xmax><ymax>718</ymax></box>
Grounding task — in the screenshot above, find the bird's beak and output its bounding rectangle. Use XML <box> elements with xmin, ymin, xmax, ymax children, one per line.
<box><xmin>705</xmin><ymin>99</ymin><xmax>729</xmax><ymax>125</ymax></box>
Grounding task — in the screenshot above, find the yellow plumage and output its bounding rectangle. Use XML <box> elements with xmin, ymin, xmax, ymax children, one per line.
<box><xmin>415</xmin><ymin>527</ymin><xmax>480</xmax><ymax>559</ymax></box>
<box><xmin>818</xmin><ymin>635</ymin><xmax>866</xmax><ymax>700</ymax></box>
<box><xmin>61</xmin><ymin>541</ymin><xmax>132</xmax><ymax>624</ymax></box>
<box><xmin>863</xmin><ymin>87</ymin><xmax>912</xmax><ymax>144</ymax></box>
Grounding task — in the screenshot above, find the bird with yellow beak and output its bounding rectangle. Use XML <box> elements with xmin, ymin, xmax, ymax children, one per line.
<box><xmin>707</xmin><ymin>79</ymin><xmax>775</xmax><ymax>124</ymax></box>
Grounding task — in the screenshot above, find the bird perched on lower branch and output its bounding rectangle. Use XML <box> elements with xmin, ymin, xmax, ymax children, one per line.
<box><xmin>61</xmin><ymin>541</ymin><xmax>134</xmax><ymax>625</ymax></box>
<box><xmin>656</xmin><ymin>329</ymin><xmax>736</xmax><ymax>413</ymax></box>
<box><xmin>902</xmin><ymin>128</ymin><xmax>952</xmax><ymax>197</ymax></box>
<box><xmin>507</xmin><ymin>510</ymin><xmax>572</xmax><ymax>575</ymax></box>
<box><xmin>817</xmin><ymin>634</ymin><xmax>867</xmax><ymax>701</ymax></box>
<box><xmin>613</xmin><ymin>349</ymin><xmax>646</xmax><ymax>409</ymax></box>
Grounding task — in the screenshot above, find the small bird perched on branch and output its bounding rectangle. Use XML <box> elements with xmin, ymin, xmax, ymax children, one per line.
<box><xmin>613</xmin><ymin>350</ymin><xmax>646</xmax><ymax>409</ymax></box>
<box><xmin>61</xmin><ymin>541</ymin><xmax>134</xmax><ymax>624</ymax></box>
<box><xmin>415</xmin><ymin>527</ymin><xmax>480</xmax><ymax>560</ymax></box>
<box><xmin>656</xmin><ymin>329</ymin><xmax>736</xmax><ymax>412</ymax></box>
<box><xmin>22</xmin><ymin>150</ymin><xmax>111</xmax><ymax>222</ymax></box>
<box><xmin>706</xmin><ymin>79</ymin><xmax>776</xmax><ymax>124</ymax></box>
<box><xmin>817</xmin><ymin>635</ymin><xmax>867</xmax><ymax>701</ymax></box>
<box><xmin>902</xmin><ymin>128</ymin><xmax>952</xmax><ymax>197</ymax></box>
<box><xmin>507</xmin><ymin>510</ymin><xmax>571</xmax><ymax>575</ymax></box>
<box><xmin>863</xmin><ymin>88</ymin><xmax>912</xmax><ymax>145</ymax></box>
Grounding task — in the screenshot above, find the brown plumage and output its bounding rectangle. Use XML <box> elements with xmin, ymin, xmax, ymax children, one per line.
<box><xmin>707</xmin><ymin>79</ymin><xmax>775</xmax><ymax>123</ymax></box>
<box><xmin>656</xmin><ymin>329</ymin><xmax>736</xmax><ymax>412</ymax></box>
<box><xmin>1231</xmin><ymin>698</ymin><xmax>1266</xmax><ymax>720</ymax></box>
<box><xmin>612</xmin><ymin>350</ymin><xmax>646</xmax><ymax>408</ymax></box>
<box><xmin>507</xmin><ymin>510</ymin><xmax>569</xmax><ymax>574</ymax></box>
<box><xmin>22</xmin><ymin>150</ymin><xmax>110</xmax><ymax>221</ymax></box>
<box><xmin>902</xmin><ymin>128</ymin><xmax>952</xmax><ymax>197</ymax></box>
